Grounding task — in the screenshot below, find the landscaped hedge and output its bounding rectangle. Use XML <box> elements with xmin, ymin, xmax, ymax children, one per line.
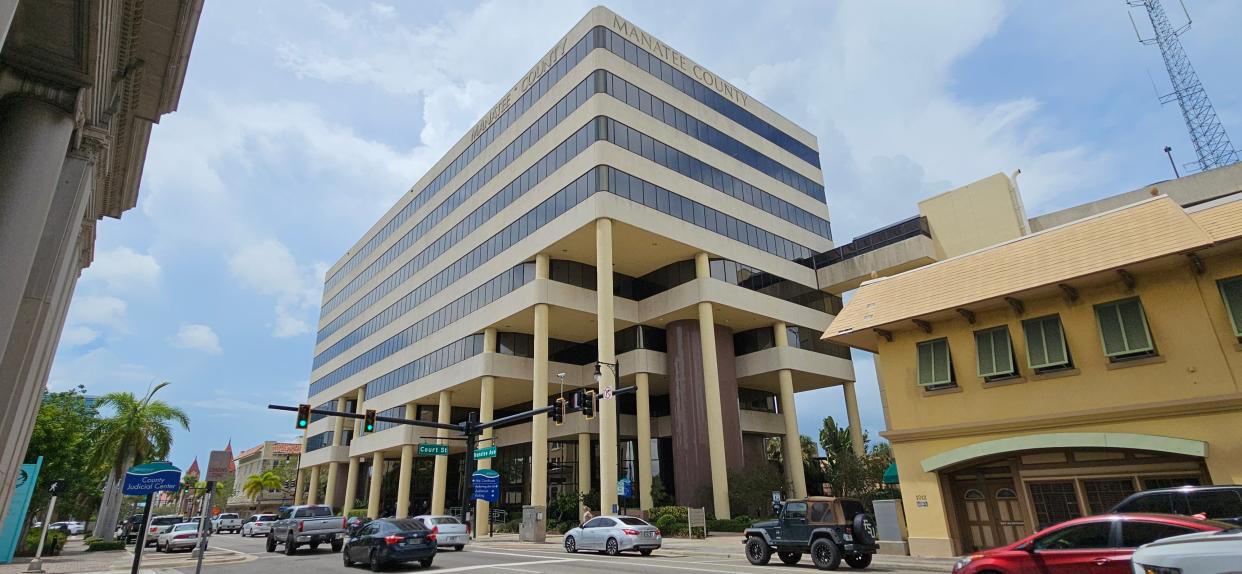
<box><xmin>346</xmin><ymin>509</ymin><xmax>369</xmax><ymax>518</ymax></box>
<box><xmin>707</xmin><ymin>516</ymin><xmax>753</xmax><ymax>532</ymax></box>
<box><xmin>87</xmin><ymin>540</ymin><xmax>126</xmax><ymax>552</ymax></box>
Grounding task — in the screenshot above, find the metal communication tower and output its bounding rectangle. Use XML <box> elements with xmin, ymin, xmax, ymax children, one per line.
<box><xmin>1128</xmin><ymin>0</ymin><xmax>1239</xmax><ymax>171</ymax></box>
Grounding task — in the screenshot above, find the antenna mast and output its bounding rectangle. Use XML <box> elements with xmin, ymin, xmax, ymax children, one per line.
<box><xmin>1128</xmin><ymin>0</ymin><xmax>1238</xmax><ymax>172</ymax></box>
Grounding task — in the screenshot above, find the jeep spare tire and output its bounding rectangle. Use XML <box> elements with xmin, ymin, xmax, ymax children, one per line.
<box><xmin>852</xmin><ymin>513</ymin><xmax>877</xmax><ymax>546</ymax></box>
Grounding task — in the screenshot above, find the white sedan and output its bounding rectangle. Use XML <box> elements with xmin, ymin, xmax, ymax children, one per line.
<box><xmin>241</xmin><ymin>514</ymin><xmax>278</xmax><ymax>537</ymax></box>
<box><xmin>563</xmin><ymin>516</ymin><xmax>661</xmax><ymax>556</ymax></box>
<box><xmin>1130</xmin><ymin>527</ymin><xmax>1242</xmax><ymax>573</ymax></box>
<box><xmin>155</xmin><ymin>523</ymin><xmax>201</xmax><ymax>553</ymax></box>
<box><xmin>411</xmin><ymin>515</ymin><xmax>469</xmax><ymax>551</ymax></box>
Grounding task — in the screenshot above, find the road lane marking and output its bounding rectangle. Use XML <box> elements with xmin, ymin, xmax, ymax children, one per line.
<box><xmin>425</xmin><ymin>558</ymin><xmax>579</xmax><ymax>573</ymax></box>
<box><xmin>466</xmin><ymin>546</ymin><xmax>786</xmax><ymax>573</ymax></box>
<box><xmin>490</xmin><ymin>567</ymin><xmax>543</xmax><ymax>573</ymax></box>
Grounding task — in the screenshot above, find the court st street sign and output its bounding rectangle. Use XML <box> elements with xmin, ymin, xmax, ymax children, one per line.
<box><xmin>122</xmin><ymin>461</ymin><xmax>182</xmax><ymax>495</ymax></box>
<box><xmin>417</xmin><ymin>443</ymin><xmax>449</xmax><ymax>456</ymax></box>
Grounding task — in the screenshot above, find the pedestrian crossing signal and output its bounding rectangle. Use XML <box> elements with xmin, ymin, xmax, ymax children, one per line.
<box><xmin>296</xmin><ymin>404</ymin><xmax>311</xmax><ymax>429</ymax></box>
<box><xmin>364</xmin><ymin>409</ymin><xmax>376</xmax><ymax>433</ymax></box>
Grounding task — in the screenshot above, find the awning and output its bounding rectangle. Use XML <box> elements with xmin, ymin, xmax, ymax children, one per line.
<box><xmin>882</xmin><ymin>462</ymin><xmax>899</xmax><ymax>485</ymax></box>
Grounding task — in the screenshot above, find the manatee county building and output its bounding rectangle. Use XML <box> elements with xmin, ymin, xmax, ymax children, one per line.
<box><xmin>295</xmin><ymin>6</ymin><xmax>865</xmax><ymax>523</ymax></box>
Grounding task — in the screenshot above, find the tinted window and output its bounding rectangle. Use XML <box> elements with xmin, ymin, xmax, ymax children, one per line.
<box><xmin>1120</xmin><ymin>521</ymin><xmax>1196</xmax><ymax>547</ymax></box>
<box><xmin>359</xmin><ymin>524</ymin><xmax>378</xmax><ymax>537</ymax></box>
<box><xmin>219</xmin><ymin>514</ymin><xmax>238</xmax><ymax>519</ymax></box>
<box><xmin>1188</xmin><ymin>491</ymin><xmax>1242</xmax><ymax>517</ymax></box>
<box><xmin>389</xmin><ymin>520</ymin><xmax>423</xmax><ymax>531</ymax></box>
<box><xmin>428</xmin><ymin>517</ymin><xmax>461</xmax><ymax>525</ymax></box>
<box><xmin>1117</xmin><ymin>492</ymin><xmax>1174</xmax><ymax>514</ymax></box>
<box><xmin>784</xmin><ymin>502</ymin><xmax>808</xmax><ymax>520</ymax></box>
<box><xmin>583</xmin><ymin>518</ymin><xmax>608</xmax><ymax>528</ymax></box>
<box><xmin>256</xmin><ymin>515</ymin><xmax>277</xmax><ymax>522</ymax></box>
<box><xmin>1034</xmin><ymin>522</ymin><xmax>1114</xmax><ymax>550</ymax></box>
<box><xmin>810</xmin><ymin>503</ymin><xmax>834</xmax><ymax>523</ymax></box>
<box><xmin>173</xmin><ymin>524</ymin><xmax>197</xmax><ymax>531</ymax></box>
<box><xmin>840</xmin><ymin>500</ymin><xmax>865</xmax><ymax>519</ymax></box>
<box><xmin>618</xmin><ymin>517</ymin><xmax>649</xmax><ymax>526</ymax></box>
<box><xmin>152</xmin><ymin>517</ymin><xmax>182</xmax><ymax>526</ymax></box>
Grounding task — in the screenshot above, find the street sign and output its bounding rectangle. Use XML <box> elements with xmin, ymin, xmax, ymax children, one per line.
<box><xmin>122</xmin><ymin>461</ymin><xmax>182</xmax><ymax>495</ymax></box>
<box><xmin>205</xmin><ymin>450</ymin><xmax>230</xmax><ymax>482</ymax></box>
<box><xmin>617</xmin><ymin>478</ymin><xmax>632</xmax><ymax>497</ymax></box>
<box><xmin>418</xmin><ymin>443</ymin><xmax>449</xmax><ymax>456</ymax></box>
<box><xmin>472</xmin><ymin>446</ymin><xmax>497</xmax><ymax>460</ymax></box>
<box><xmin>602</xmin><ymin>386</ymin><xmax>614</xmax><ymax>400</ymax></box>
<box><xmin>471</xmin><ymin>469</ymin><xmax>500</xmax><ymax>503</ymax></box>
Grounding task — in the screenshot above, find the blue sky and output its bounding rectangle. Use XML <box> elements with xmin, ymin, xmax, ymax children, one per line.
<box><xmin>47</xmin><ymin>0</ymin><xmax>1242</xmax><ymax>468</ymax></box>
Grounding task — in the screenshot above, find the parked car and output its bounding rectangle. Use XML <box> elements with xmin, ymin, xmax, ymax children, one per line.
<box><xmin>120</xmin><ymin>514</ymin><xmax>144</xmax><ymax>542</ymax></box>
<box><xmin>242</xmin><ymin>514</ymin><xmax>279</xmax><ymax>537</ymax></box>
<box><xmin>61</xmin><ymin>521</ymin><xmax>84</xmax><ymax>535</ymax></box>
<box><xmin>1110</xmin><ymin>484</ymin><xmax>1242</xmax><ymax>525</ymax></box>
<box><xmin>1130</xmin><ymin>526</ymin><xmax>1242</xmax><ymax>573</ymax></box>
<box><xmin>144</xmin><ymin>515</ymin><xmax>186</xmax><ymax>547</ymax></box>
<box><xmin>212</xmin><ymin>512</ymin><xmax>242</xmax><ymax>534</ymax></box>
<box><xmin>342</xmin><ymin>518</ymin><xmax>436</xmax><ymax>570</ymax></box>
<box><xmin>411</xmin><ymin>515</ymin><xmax>468</xmax><ymax>551</ymax></box>
<box><xmin>564</xmin><ymin>516</ymin><xmax>662</xmax><ymax>556</ymax></box>
<box><xmin>155</xmin><ymin>522</ymin><xmax>201</xmax><ymax>553</ymax></box>
<box><xmin>744</xmin><ymin>496</ymin><xmax>878</xmax><ymax>570</ymax></box>
<box><xmin>951</xmin><ymin>513</ymin><xmax>1230</xmax><ymax>574</ymax></box>
<box><xmin>266</xmin><ymin>504</ymin><xmax>346</xmax><ymax>555</ymax></box>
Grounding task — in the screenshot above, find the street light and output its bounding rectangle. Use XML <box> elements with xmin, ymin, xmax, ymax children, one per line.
<box><xmin>593</xmin><ymin>361</ymin><xmax>618</xmax><ymax>384</ymax></box>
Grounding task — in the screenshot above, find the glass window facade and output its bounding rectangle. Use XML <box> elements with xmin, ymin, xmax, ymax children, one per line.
<box><xmin>734</xmin><ymin>325</ymin><xmax>849</xmax><ymax>359</ymax></box>
<box><xmin>371</xmin><ymin>405</ymin><xmax>408</xmax><ymax>433</ymax></box>
<box><xmin>709</xmin><ymin>259</ymin><xmax>842</xmax><ymax>314</ymax></box>
<box><xmin>362</xmin><ymin>334</ymin><xmax>485</xmax><ymax>401</ymax></box>
<box><xmin>305</xmin><ymin>431</ymin><xmax>333</xmax><ymax>453</ymax></box>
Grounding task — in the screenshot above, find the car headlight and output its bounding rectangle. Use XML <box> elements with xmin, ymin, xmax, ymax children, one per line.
<box><xmin>953</xmin><ymin>554</ymin><xmax>984</xmax><ymax>572</ymax></box>
<box><xmin>1135</xmin><ymin>565</ymin><xmax>1180</xmax><ymax>574</ymax></box>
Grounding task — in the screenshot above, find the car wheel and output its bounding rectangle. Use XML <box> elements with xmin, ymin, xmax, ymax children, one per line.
<box><xmin>844</xmin><ymin>553</ymin><xmax>873</xmax><ymax>569</ymax></box>
<box><xmin>745</xmin><ymin>537</ymin><xmax>772</xmax><ymax>566</ymax></box>
<box><xmin>640</xmin><ymin>549</ymin><xmax>653</xmax><ymax>556</ymax></box>
<box><xmin>284</xmin><ymin>534</ymin><xmax>297</xmax><ymax>556</ymax></box>
<box><xmin>810</xmin><ymin>539</ymin><xmax>842</xmax><ymax>571</ymax></box>
<box><xmin>605</xmin><ymin>537</ymin><xmax>620</xmax><ymax>556</ymax></box>
<box><xmin>418</xmin><ymin>557</ymin><xmax>433</xmax><ymax>568</ymax></box>
<box><xmin>368</xmin><ymin>549</ymin><xmax>383</xmax><ymax>572</ymax></box>
<box><xmin>343</xmin><ymin>548</ymin><xmax>353</xmax><ymax>567</ymax></box>
<box><xmin>564</xmin><ymin>535</ymin><xmax>577</xmax><ymax>553</ymax></box>
<box><xmin>454</xmin><ymin>545</ymin><xmax>464</xmax><ymax>551</ymax></box>
<box><xmin>265</xmin><ymin>534</ymin><xmax>276</xmax><ymax>553</ymax></box>
<box><xmin>779</xmin><ymin>551</ymin><xmax>802</xmax><ymax>565</ymax></box>
<box><xmin>332</xmin><ymin>540</ymin><xmax>343</xmax><ymax>553</ymax></box>
<box><xmin>310</xmin><ymin>543</ymin><xmax>320</xmax><ymax>551</ymax></box>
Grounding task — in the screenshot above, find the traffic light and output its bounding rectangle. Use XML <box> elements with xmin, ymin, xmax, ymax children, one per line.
<box><xmin>582</xmin><ymin>390</ymin><xmax>596</xmax><ymax>420</ymax></box>
<box><xmin>296</xmin><ymin>404</ymin><xmax>311</xmax><ymax>429</ymax></box>
<box><xmin>364</xmin><ymin>409</ymin><xmax>377</xmax><ymax>433</ymax></box>
<box><xmin>552</xmin><ymin>398</ymin><xmax>565</xmax><ymax>426</ymax></box>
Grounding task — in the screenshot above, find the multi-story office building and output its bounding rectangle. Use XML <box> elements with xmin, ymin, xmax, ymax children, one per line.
<box><xmin>228</xmin><ymin>441</ymin><xmax>301</xmax><ymax>513</ymax></box>
<box><xmin>824</xmin><ymin>163</ymin><xmax>1242</xmax><ymax>556</ymax></box>
<box><xmin>296</xmin><ymin>7</ymin><xmax>863</xmax><ymax>522</ymax></box>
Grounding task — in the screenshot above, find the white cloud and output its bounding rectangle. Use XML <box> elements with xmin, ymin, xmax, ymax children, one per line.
<box><xmin>67</xmin><ymin>295</ymin><xmax>128</xmax><ymax>330</ymax></box>
<box><xmin>61</xmin><ymin>326</ymin><xmax>101</xmax><ymax>348</ymax></box>
<box><xmin>226</xmin><ymin>239</ymin><xmax>325</xmax><ymax>338</ymax></box>
<box><xmin>170</xmin><ymin>323</ymin><xmax>223</xmax><ymax>354</ymax></box>
<box><xmin>82</xmin><ymin>247</ymin><xmax>161</xmax><ymax>293</ymax></box>
<box><xmin>46</xmin><ymin>347</ymin><xmax>157</xmax><ymax>393</ymax></box>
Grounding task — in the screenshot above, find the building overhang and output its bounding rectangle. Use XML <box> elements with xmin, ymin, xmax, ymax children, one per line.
<box><xmin>919</xmin><ymin>432</ymin><xmax>1207</xmax><ymax>473</ymax></box>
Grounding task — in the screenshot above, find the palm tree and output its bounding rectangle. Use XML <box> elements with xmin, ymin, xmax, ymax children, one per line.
<box><xmin>243</xmin><ymin>471</ymin><xmax>283</xmax><ymax>502</ymax></box>
<box><xmin>88</xmin><ymin>382</ymin><xmax>190</xmax><ymax>540</ymax></box>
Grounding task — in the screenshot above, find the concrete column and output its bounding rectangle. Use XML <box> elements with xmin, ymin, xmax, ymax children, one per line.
<box><xmin>695</xmin><ymin>252</ymin><xmax>731</xmax><ymax>519</ymax></box>
<box><xmin>324</xmin><ymin>463</ymin><xmax>340</xmax><ymax>509</ymax></box>
<box><xmin>294</xmin><ymin>468</ymin><xmax>306</xmax><ymax>505</ymax></box>
<box><xmin>367</xmin><ymin>452</ymin><xmax>383</xmax><ymax>518</ymax></box>
<box><xmin>0</xmin><ymin>97</ymin><xmax>76</xmax><ymax>515</ymax></box>
<box><xmin>843</xmin><ymin>382</ymin><xmax>866</xmax><ymax>456</ymax></box>
<box><xmin>475</xmin><ymin>328</ymin><xmax>497</xmax><ymax>531</ymax></box>
<box><xmin>596</xmin><ymin>219</ymin><xmax>618</xmax><ymax>515</ymax></box>
<box><xmin>308</xmin><ymin>465</ymin><xmax>321</xmax><ymax>505</ymax></box>
<box><xmin>396</xmin><ymin>403</ymin><xmax>416</xmax><ymax>518</ymax></box>
<box><xmin>343</xmin><ymin>457</ymin><xmax>360</xmax><ymax>515</ymax></box>
<box><xmin>578</xmin><ymin>433</ymin><xmax>592</xmax><ymax>515</ymax></box>
<box><xmin>635</xmin><ymin>372</ymin><xmax>653</xmax><ymax>510</ymax></box>
<box><xmin>773</xmin><ymin>323</ymin><xmax>808</xmax><ymax>498</ymax></box>
<box><xmin>532</xmin><ymin>253</ymin><xmax>550</xmax><ymax>508</ymax></box>
<box><xmin>430</xmin><ymin>390</ymin><xmax>453</xmax><ymax>514</ymax></box>
<box><xmin>324</xmin><ymin>397</ymin><xmax>348</xmax><ymax>509</ymax></box>
<box><xmin>332</xmin><ymin>398</ymin><xmax>347</xmax><ymax>446</ymax></box>
<box><xmin>0</xmin><ymin>0</ymin><xmax>18</xmax><ymax>52</ymax></box>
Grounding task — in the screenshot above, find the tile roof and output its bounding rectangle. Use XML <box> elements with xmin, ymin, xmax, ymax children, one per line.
<box><xmin>825</xmin><ymin>196</ymin><xmax>1235</xmax><ymax>351</ymax></box>
<box><xmin>234</xmin><ymin>442</ymin><xmax>302</xmax><ymax>461</ymax></box>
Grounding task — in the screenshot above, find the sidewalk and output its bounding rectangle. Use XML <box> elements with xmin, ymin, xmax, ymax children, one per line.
<box><xmin>0</xmin><ymin>536</ymin><xmax>249</xmax><ymax>574</ymax></box>
<box><xmin>468</xmin><ymin>532</ymin><xmax>956</xmax><ymax>572</ymax></box>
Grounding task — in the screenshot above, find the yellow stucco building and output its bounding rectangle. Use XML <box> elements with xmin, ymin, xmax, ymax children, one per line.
<box><xmin>823</xmin><ymin>173</ymin><xmax>1242</xmax><ymax>557</ymax></box>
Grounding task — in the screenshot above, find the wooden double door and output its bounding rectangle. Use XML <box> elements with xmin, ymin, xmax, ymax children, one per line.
<box><xmin>953</xmin><ymin>476</ymin><xmax>1028</xmax><ymax>552</ymax></box>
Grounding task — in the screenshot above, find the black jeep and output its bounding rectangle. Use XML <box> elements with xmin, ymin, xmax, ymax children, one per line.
<box><xmin>743</xmin><ymin>496</ymin><xmax>878</xmax><ymax>570</ymax></box>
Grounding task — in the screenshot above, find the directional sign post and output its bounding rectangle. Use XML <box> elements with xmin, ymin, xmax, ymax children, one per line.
<box><xmin>122</xmin><ymin>461</ymin><xmax>181</xmax><ymax>574</ymax></box>
<box><xmin>417</xmin><ymin>443</ymin><xmax>449</xmax><ymax>456</ymax></box>
<box><xmin>471</xmin><ymin>469</ymin><xmax>500</xmax><ymax>503</ymax></box>
<box><xmin>472</xmin><ymin>446</ymin><xmax>496</xmax><ymax>460</ymax></box>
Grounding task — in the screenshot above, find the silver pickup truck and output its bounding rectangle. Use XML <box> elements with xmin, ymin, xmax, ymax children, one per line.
<box><xmin>266</xmin><ymin>504</ymin><xmax>345</xmax><ymax>555</ymax></box>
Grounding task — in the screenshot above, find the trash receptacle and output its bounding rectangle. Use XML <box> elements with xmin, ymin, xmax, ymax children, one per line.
<box><xmin>519</xmin><ymin>505</ymin><xmax>546</xmax><ymax>543</ymax></box>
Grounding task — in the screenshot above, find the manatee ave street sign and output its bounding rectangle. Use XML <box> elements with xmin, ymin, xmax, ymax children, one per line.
<box><xmin>472</xmin><ymin>446</ymin><xmax>496</xmax><ymax>460</ymax></box>
<box><xmin>122</xmin><ymin>461</ymin><xmax>182</xmax><ymax>495</ymax></box>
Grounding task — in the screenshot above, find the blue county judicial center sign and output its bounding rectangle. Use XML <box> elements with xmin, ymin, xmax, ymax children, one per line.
<box><xmin>122</xmin><ymin>461</ymin><xmax>182</xmax><ymax>495</ymax></box>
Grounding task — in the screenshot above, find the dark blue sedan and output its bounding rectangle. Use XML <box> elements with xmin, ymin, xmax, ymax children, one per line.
<box><xmin>341</xmin><ymin>518</ymin><xmax>437</xmax><ymax>571</ymax></box>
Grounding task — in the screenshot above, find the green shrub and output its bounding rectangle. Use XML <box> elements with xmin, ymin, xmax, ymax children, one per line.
<box><xmin>87</xmin><ymin>540</ymin><xmax>125</xmax><ymax>552</ymax></box>
<box><xmin>654</xmin><ymin>514</ymin><xmax>688</xmax><ymax>537</ymax></box>
<box><xmin>346</xmin><ymin>509</ymin><xmax>369</xmax><ymax>518</ymax></box>
<box><xmin>493</xmin><ymin>519</ymin><xmax>521</xmax><ymax>534</ymax></box>
<box><xmin>84</xmin><ymin>536</ymin><xmax>103</xmax><ymax>545</ymax></box>
<box><xmin>647</xmin><ymin>506</ymin><xmax>687</xmax><ymax>523</ymax></box>
<box><xmin>707</xmin><ymin>516</ymin><xmax>753</xmax><ymax>532</ymax></box>
<box><xmin>19</xmin><ymin>529</ymin><xmax>66</xmax><ymax>556</ymax></box>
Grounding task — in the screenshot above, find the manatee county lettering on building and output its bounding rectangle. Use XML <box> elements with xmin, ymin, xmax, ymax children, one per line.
<box><xmin>610</xmin><ymin>14</ymin><xmax>750</xmax><ymax>109</ymax></box>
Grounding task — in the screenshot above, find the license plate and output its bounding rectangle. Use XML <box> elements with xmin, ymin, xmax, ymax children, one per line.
<box><xmin>844</xmin><ymin>533</ymin><xmax>853</xmax><ymax>541</ymax></box>
<box><xmin>641</xmin><ymin>532</ymin><xmax>653</xmax><ymax>538</ymax></box>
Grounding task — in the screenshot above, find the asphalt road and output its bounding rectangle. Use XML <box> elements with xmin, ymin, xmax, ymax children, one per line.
<box><xmin>171</xmin><ymin>531</ymin><xmax>935</xmax><ymax>574</ymax></box>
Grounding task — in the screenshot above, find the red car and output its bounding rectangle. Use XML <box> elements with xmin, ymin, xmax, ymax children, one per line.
<box><xmin>952</xmin><ymin>513</ymin><xmax>1230</xmax><ymax>574</ymax></box>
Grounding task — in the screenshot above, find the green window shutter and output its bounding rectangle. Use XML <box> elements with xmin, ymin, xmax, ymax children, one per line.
<box><xmin>917</xmin><ymin>339</ymin><xmax>953</xmax><ymax>387</ymax></box>
<box><xmin>1220</xmin><ymin>277</ymin><xmax>1242</xmax><ymax>337</ymax></box>
<box><xmin>1023</xmin><ymin>316</ymin><xmax>1069</xmax><ymax>369</ymax></box>
<box><xmin>975</xmin><ymin>327</ymin><xmax>1014</xmax><ymax>378</ymax></box>
<box><xmin>1094</xmin><ymin>299</ymin><xmax>1154</xmax><ymax>357</ymax></box>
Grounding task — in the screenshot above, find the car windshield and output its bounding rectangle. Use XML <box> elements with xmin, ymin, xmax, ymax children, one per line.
<box><xmin>388</xmin><ymin>520</ymin><xmax>423</xmax><ymax>532</ymax></box>
<box><xmin>428</xmin><ymin>517</ymin><xmax>461</xmax><ymax>525</ymax></box>
<box><xmin>219</xmin><ymin>514</ymin><xmax>238</xmax><ymax>519</ymax></box>
<box><xmin>173</xmin><ymin>524</ymin><xmax>197</xmax><ymax>531</ymax></box>
<box><xmin>296</xmin><ymin>506</ymin><xmax>333</xmax><ymax>518</ymax></box>
<box><xmin>256</xmin><ymin>515</ymin><xmax>277</xmax><ymax>522</ymax></box>
<box><xmin>618</xmin><ymin>517</ymin><xmax>649</xmax><ymax>526</ymax></box>
<box><xmin>152</xmin><ymin>517</ymin><xmax>182</xmax><ymax>526</ymax></box>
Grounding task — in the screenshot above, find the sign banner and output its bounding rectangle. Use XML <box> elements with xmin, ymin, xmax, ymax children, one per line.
<box><xmin>0</xmin><ymin>457</ymin><xmax>42</xmax><ymax>564</ymax></box>
<box><xmin>617</xmin><ymin>478</ymin><xmax>633</xmax><ymax>498</ymax></box>
<box><xmin>471</xmin><ymin>469</ymin><xmax>500</xmax><ymax>503</ymax></box>
<box><xmin>418</xmin><ymin>443</ymin><xmax>449</xmax><ymax>456</ymax></box>
<box><xmin>472</xmin><ymin>446</ymin><xmax>496</xmax><ymax>460</ymax></box>
<box><xmin>122</xmin><ymin>461</ymin><xmax>182</xmax><ymax>495</ymax></box>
